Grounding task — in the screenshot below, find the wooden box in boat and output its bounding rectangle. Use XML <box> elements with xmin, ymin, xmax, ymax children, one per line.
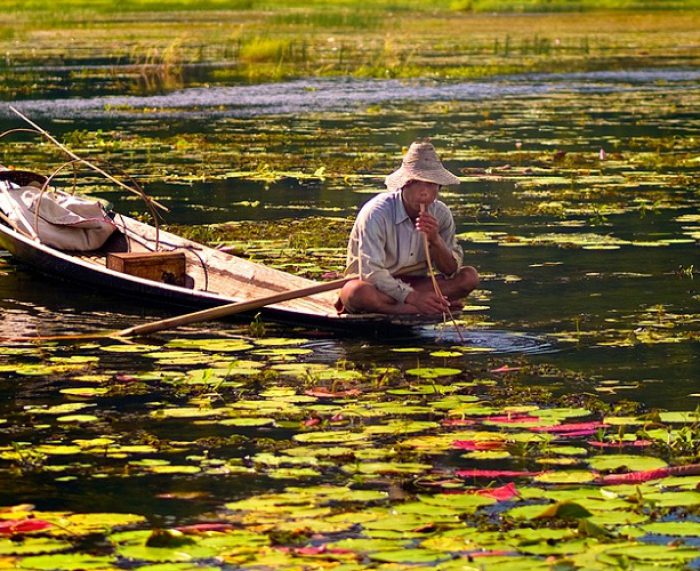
<box><xmin>107</xmin><ymin>251</ymin><xmax>187</xmax><ymax>287</ymax></box>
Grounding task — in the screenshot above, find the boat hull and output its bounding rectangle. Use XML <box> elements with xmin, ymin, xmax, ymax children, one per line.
<box><xmin>0</xmin><ymin>218</ymin><xmax>436</xmax><ymax>332</ymax></box>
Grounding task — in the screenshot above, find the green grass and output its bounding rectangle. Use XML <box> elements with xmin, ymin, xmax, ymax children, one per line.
<box><xmin>454</xmin><ymin>0</ymin><xmax>700</xmax><ymax>10</ymax></box>
<box><xmin>1</xmin><ymin>2</ymin><xmax>699</xmax><ymax>93</ymax></box>
<box><xmin>4</xmin><ymin>0</ymin><xmax>700</xmax><ymax>14</ymax></box>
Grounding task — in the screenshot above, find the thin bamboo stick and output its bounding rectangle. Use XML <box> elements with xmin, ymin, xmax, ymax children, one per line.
<box><xmin>8</xmin><ymin>106</ymin><xmax>168</xmax><ymax>213</ymax></box>
<box><xmin>419</xmin><ymin>203</ymin><xmax>465</xmax><ymax>342</ymax></box>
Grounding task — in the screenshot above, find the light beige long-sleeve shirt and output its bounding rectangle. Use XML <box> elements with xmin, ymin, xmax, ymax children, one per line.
<box><xmin>345</xmin><ymin>190</ymin><xmax>463</xmax><ymax>303</ymax></box>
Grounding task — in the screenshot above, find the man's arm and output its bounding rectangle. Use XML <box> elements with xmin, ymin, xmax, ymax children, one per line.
<box><xmin>357</xmin><ymin>215</ymin><xmax>414</xmax><ymax>303</ymax></box>
<box><xmin>416</xmin><ymin>207</ymin><xmax>462</xmax><ymax>275</ymax></box>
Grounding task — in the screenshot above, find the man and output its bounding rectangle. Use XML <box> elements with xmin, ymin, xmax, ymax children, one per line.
<box><xmin>338</xmin><ymin>141</ymin><xmax>479</xmax><ymax>315</ymax></box>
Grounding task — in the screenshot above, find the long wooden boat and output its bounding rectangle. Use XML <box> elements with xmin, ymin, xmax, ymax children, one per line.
<box><xmin>0</xmin><ymin>170</ymin><xmax>438</xmax><ymax>331</ymax></box>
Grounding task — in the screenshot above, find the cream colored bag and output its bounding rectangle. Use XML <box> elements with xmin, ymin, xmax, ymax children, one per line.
<box><xmin>0</xmin><ymin>186</ymin><xmax>117</xmax><ymax>251</ymax></box>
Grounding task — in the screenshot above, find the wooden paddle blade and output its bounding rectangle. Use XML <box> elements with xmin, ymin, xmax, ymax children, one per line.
<box><xmin>117</xmin><ymin>275</ymin><xmax>353</xmax><ymax>337</ymax></box>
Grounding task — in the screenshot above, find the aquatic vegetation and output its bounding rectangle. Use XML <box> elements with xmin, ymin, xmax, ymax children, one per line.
<box><xmin>0</xmin><ymin>3</ymin><xmax>699</xmax><ymax>568</ymax></box>
<box><xmin>1</xmin><ymin>334</ymin><xmax>700</xmax><ymax>568</ymax></box>
<box><xmin>1</xmin><ymin>8</ymin><xmax>700</xmax><ymax>95</ymax></box>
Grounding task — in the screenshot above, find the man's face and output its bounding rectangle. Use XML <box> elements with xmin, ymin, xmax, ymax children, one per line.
<box><xmin>401</xmin><ymin>180</ymin><xmax>439</xmax><ymax>215</ymax></box>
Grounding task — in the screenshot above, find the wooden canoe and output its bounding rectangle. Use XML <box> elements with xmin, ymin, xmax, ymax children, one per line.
<box><xmin>0</xmin><ymin>175</ymin><xmax>439</xmax><ymax>331</ymax></box>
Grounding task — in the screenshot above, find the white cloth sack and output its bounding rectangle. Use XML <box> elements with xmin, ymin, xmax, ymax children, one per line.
<box><xmin>0</xmin><ymin>186</ymin><xmax>117</xmax><ymax>251</ymax></box>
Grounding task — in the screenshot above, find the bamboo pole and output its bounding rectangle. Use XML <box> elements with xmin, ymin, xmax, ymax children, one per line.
<box><xmin>8</xmin><ymin>106</ymin><xmax>168</xmax><ymax>213</ymax></box>
<box><xmin>419</xmin><ymin>203</ymin><xmax>465</xmax><ymax>342</ymax></box>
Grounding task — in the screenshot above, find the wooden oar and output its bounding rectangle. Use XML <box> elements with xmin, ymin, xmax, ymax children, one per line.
<box><xmin>116</xmin><ymin>275</ymin><xmax>353</xmax><ymax>337</ymax></box>
<box><xmin>115</xmin><ymin>260</ymin><xmax>426</xmax><ymax>337</ymax></box>
<box><xmin>1</xmin><ymin>262</ymin><xmax>426</xmax><ymax>342</ymax></box>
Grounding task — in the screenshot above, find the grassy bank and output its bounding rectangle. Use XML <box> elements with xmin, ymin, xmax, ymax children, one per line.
<box><xmin>4</xmin><ymin>0</ymin><xmax>700</xmax><ymax>12</ymax></box>
<box><xmin>1</xmin><ymin>4</ymin><xmax>699</xmax><ymax>95</ymax></box>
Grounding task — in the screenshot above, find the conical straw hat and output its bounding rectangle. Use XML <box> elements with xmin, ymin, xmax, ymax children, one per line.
<box><xmin>384</xmin><ymin>141</ymin><xmax>460</xmax><ymax>191</ymax></box>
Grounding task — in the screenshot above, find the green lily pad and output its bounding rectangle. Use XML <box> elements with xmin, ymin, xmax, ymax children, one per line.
<box><xmin>59</xmin><ymin>388</ymin><xmax>109</xmax><ymax>398</ymax></box>
<box><xmin>100</xmin><ymin>344</ymin><xmax>160</xmax><ymax>353</ymax></box>
<box><xmin>147</xmin><ymin>465</ymin><xmax>201</xmax><ymax>474</ymax></box>
<box><xmin>253</xmin><ymin>337</ymin><xmax>308</xmax><ymax>346</ymax></box>
<box><xmin>62</xmin><ymin>512</ymin><xmax>147</xmax><ymax>533</ymax></box>
<box><xmin>49</xmin><ymin>356</ymin><xmax>99</xmax><ymax>364</ymax></box>
<box><xmin>369</xmin><ymin>549</ymin><xmax>451</xmax><ymax>564</ymax></box>
<box><xmin>219</xmin><ymin>417</ymin><xmax>275</xmax><ymax>427</ymax></box>
<box><xmin>640</xmin><ymin>521</ymin><xmax>700</xmax><ymax>537</ymax></box>
<box><xmin>429</xmin><ymin>351</ymin><xmax>464</xmax><ymax>358</ymax></box>
<box><xmin>534</xmin><ymin>500</ymin><xmax>593</xmax><ymax>519</ymax></box>
<box><xmin>587</xmin><ymin>511</ymin><xmax>649</xmax><ymax>526</ymax></box>
<box><xmin>56</xmin><ymin>414</ymin><xmax>99</xmax><ymax>424</ymax></box>
<box><xmin>419</xmin><ymin>493</ymin><xmax>495</xmax><ymax>510</ymax></box>
<box><xmin>363</xmin><ymin>420</ymin><xmax>439</xmax><ymax>435</ymax></box>
<box><xmin>267</xmin><ymin>467</ymin><xmax>320</xmax><ymax>479</ymax></box>
<box><xmin>534</xmin><ymin>471</ymin><xmax>597</xmax><ymax>484</ymax></box>
<box><xmin>342</xmin><ymin>461</ymin><xmax>432</xmax><ymax>475</ymax></box>
<box><xmin>165</xmin><ymin>338</ymin><xmax>253</xmax><ymax>352</ymax></box>
<box><xmin>28</xmin><ymin>403</ymin><xmax>94</xmax><ymax>416</ymax></box>
<box><xmin>18</xmin><ymin>553</ymin><xmax>116</xmax><ymax>569</ymax></box>
<box><xmin>326</xmin><ymin>538</ymin><xmax>410</xmax><ymax>552</ymax></box>
<box><xmin>150</xmin><ymin>407</ymin><xmax>224</xmax><ymax>419</ymax></box>
<box><xmin>293</xmin><ymin>431</ymin><xmax>366</xmax><ymax>444</ymax></box>
<box><xmin>658</xmin><ymin>411</ymin><xmax>700</xmax><ymax>423</ymax></box>
<box><xmin>406</xmin><ymin>367</ymin><xmax>461</xmax><ymax>379</ymax></box>
<box><xmin>534</xmin><ymin>408</ymin><xmax>591</xmax><ymax>420</ymax></box>
<box><xmin>587</xmin><ymin>455</ymin><xmax>667</xmax><ymax>472</ymax></box>
<box><xmin>0</xmin><ymin>537</ymin><xmax>72</xmax><ymax>555</ymax></box>
<box><xmin>602</xmin><ymin>543</ymin><xmax>700</xmax><ymax>561</ymax></box>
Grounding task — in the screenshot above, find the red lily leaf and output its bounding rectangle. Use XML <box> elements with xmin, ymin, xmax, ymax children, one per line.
<box><xmin>302</xmin><ymin>418</ymin><xmax>321</xmax><ymax>427</ymax></box>
<box><xmin>0</xmin><ymin>519</ymin><xmax>53</xmax><ymax>534</ymax></box>
<box><xmin>483</xmin><ymin>415</ymin><xmax>540</xmax><ymax>424</ymax></box>
<box><xmin>176</xmin><ymin>523</ymin><xmax>235</xmax><ymax>534</ymax></box>
<box><xmin>531</xmin><ymin>421</ymin><xmax>607</xmax><ymax>433</ymax></box>
<box><xmin>453</xmin><ymin>440</ymin><xmax>505</xmax><ymax>451</ymax></box>
<box><xmin>456</xmin><ymin>469</ymin><xmax>539</xmax><ymax>478</ymax></box>
<box><xmin>490</xmin><ymin>365</ymin><xmax>521</xmax><ymax>373</ymax></box>
<box><xmin>475</xmin><ymin>482</ymin><xmax>518</xmax><ymax>501</ymax></box>
<box><xmin>588</xmin><ymin>439</ymin><xmax>652</xmax><ymax>449</ymax></box>
<box><xmin>552</xmin><ymin>429</ymin><xmax>601</xmax><ymax>438</ymax></box>
<box><xmin>599</xmin><ymin>467</ymin><xmax>671</xmax><ymax>485</ymax></box>
<box><xmin>468</xmin><ymin>550</ymin><xmax>516</xmax><ymax>558</ymax></box>
<box><xmin>295</xmin><ymin>546</ymin><xmax>328</xmax><ymax>555</ymax></box>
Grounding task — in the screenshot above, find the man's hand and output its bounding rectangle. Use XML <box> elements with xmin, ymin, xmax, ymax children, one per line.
<box><xmin>405</xmin><ymin>290</ymin><xmax>450</xmax><ymax>314</ymax></box>
<box><xmin>415</xmin><ymin>210</ymin><xmax>440</xmax><ymax>245</ymax></box>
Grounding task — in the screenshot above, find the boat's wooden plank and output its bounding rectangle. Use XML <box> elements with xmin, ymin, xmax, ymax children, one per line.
<box><xmin>118</xmin><ymin>216</ymin><xmax>339</xmax><ymax>315</ymax></box>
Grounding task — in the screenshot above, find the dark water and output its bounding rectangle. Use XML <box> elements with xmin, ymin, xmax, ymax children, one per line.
<box><xmin>0</xmin><ymin>69</ymin><xmax>698</xmax><ymax>518</ymax></box>
<box><xmin>4</xmin><ymin>69</ymin><xmax>700</xmax><ymax>119</ymax></box>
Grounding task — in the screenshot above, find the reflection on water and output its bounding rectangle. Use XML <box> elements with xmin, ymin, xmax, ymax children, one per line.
<box><xmin>4</xmin><ymin>69</ymin><xmax>700</xmax><ymax>120</ymax></box>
